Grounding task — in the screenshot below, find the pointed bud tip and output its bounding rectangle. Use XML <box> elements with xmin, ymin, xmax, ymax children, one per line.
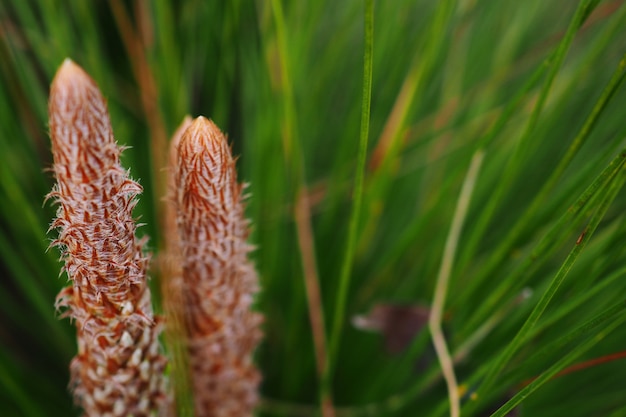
<box><xmin>179</xmin><ymin>116</ymin><xmax>229</xmax><ymax>158</ymax></box>
<box><xmin>51</xmin><ymin>59</ymin><xmax>93</xmax><ymax>91</ymax></box>
<box><xmin>189</xmin><ymin>116</ymin><xmax>220</xmax><ymax>137</ymax></box>
<box><xmin>49</xmin><ymin>59</ymin><xmax>103</xmax><ymax>118</ymax></box>
<box><xmin>48</xmin><ymin>58</ymin><xmax>113</xmax><ymax>158</ymax></box>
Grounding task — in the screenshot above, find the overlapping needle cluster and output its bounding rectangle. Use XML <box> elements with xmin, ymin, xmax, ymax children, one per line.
<box><xmin>48</xmin><ymin>60</ymin><xmax>167</xmax><ymax>416</ymax></box>
<box><xmin>173</xmin><ymin>117</ymin><xmax>263</xmax><ymax>417</ymax></box>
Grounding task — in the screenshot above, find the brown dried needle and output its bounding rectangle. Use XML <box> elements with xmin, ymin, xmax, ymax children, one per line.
<box><xmin>174</xmin><ymin>116</ymin><xmax>263</xmax><ymax>417</ymax></box>
<box><xmin>48</xmin><ymin>59</ymin><xmax>167</xmax><ymax>416</ymax></box>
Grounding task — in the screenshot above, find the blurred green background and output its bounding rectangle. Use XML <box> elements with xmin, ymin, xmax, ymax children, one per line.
<box><xmin>2</xmin><ymin>0</ymin><xmax>626</xmax><ymax>416</ymax></box>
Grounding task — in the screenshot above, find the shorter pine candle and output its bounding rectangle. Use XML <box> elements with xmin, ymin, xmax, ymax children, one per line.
<box><xmin>174</xmin><ymin>116</ymin><xmax>263</xmax><ymax>416</ymax></box>
<box><xmin>48</xmin><ymin>59</ymin><xmax>167</xmax><ymax>416</ymax></box>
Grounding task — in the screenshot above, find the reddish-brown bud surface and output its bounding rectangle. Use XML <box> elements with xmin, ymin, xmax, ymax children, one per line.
<box><xmin>48</xmin><ymin>59</ymin><xmax>167</xmax><ymax>416</ymax></box>
<box><xmin>174</xmin><ymin>116</ymin><xmax>263</xmax><ymax>417</ymax></box>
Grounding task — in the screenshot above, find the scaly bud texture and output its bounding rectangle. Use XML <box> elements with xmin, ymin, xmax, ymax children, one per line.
<box><xmin>175</xmin><ymin>117</ymin><xmax>263</xmax><ymax>417</ymax></box>
<box><xmin>48</xmin><ymin>59</ymin><xmax>167</xmax><ymax>416</ymax></box>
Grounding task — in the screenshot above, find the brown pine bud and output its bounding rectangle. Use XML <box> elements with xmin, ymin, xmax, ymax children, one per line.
<box><xmin>48</xmin><ymin>59</ymin><xmax>167</xmax><ymax>416</ymax></box>
<box><xmin>174</xmin><ymin>116</ymin><xmax>263</xmax><ymax>417</ymax></box>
